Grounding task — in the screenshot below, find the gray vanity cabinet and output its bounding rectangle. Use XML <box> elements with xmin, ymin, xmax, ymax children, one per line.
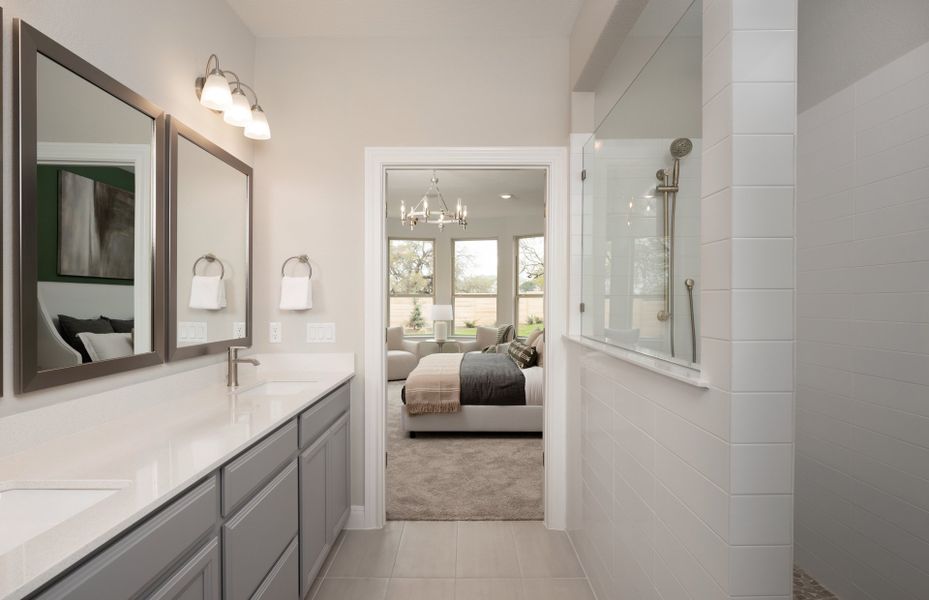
<box><xmin>148</xmin><ymin>538</ymin><xmax>221</xmax><ymax>600</ymax></box>
<box><xmin>28</xmin><ymin>381</ymin><xmax>352</xmax><ymax>600</ymax></box>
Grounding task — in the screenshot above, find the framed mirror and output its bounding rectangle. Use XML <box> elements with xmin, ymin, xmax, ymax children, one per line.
<box><xmin>13</xmin><ymin>20</ymin><xmax>166</xmax><ymax>393</ymax></box>
<box><xmin>167</xmin><ymin>117</ymin><xmax>252</xmax><ymax>360</ymax></box>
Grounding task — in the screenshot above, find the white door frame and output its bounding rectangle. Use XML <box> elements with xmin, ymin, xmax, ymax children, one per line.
<box><xmin>362</xmin><ymin>146</ymin><xmax>569</xmax><ymax>530</ymax></box>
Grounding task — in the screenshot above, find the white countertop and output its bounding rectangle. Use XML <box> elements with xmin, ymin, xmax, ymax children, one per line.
<box><xmin>0</xmin><ymin>355</ymin><xmax>354</xmax><ymax>600</ymax></box>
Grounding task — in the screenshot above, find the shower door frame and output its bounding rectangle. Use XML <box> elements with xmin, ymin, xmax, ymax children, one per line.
<box><xmin>362</xmin><ymin>146</ymin><xmax>569</xmax><ymax>530</ymax></box>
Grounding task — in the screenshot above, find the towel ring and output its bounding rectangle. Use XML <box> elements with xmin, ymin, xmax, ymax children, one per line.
<box><xmin>281</xmin><ymin>254</ymin><xmax>313</xmax><ymax>278</ymax></box>
<box><xmin>192</xmin><ymin>253</ymin><xmax>225</xmax><ymax>279</ymax></box>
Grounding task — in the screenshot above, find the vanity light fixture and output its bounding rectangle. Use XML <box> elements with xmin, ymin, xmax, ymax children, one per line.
<box><xmin>399</xmin><ymin>170</ymin><xmax>468</xmax><ymax>231</ymax></box>
<box><xmin>196</xmin><ymin>54</ymin><xmax>271</xmax><ymax>140</ymax></box>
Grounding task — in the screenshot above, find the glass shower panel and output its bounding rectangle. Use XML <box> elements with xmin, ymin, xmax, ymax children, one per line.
<box><xmin>581</xmin><ymin>0</ymin><xmax>702</xmax><ymax>367</ymax></box>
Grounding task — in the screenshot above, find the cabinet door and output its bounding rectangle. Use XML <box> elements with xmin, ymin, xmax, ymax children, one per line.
<box><xmin>326</xmin><ymin>414</ymin><xmax>350</xmax><ymax>542</ymax></box>
<box><xmin>299</xmin><ymin>435</ymin><xmax>328</xmax><ymax>598</ymax></box>
<box><xmin>251</xmin><ymin>537</ymin><xmax>298</xmax><ymax>600</ymax></box>
<box><xmin>146</xmin><ymin>538</ymin><xmax>220</xmax><ymax>600</ymax></box>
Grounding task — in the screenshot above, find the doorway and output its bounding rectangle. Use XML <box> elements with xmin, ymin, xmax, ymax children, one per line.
<box><xmin>362</xmin><ymin>147</ymin><xmax>569</xmax><ymax>530</ymax></box>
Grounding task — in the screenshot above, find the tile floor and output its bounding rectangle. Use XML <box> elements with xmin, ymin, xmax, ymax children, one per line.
<box><xmin>793</xmin><ymin>567</ymin><xmax>839</xmax><ymax>600</ymax></box>
<box><xmin>308</xmin><ymin>521</ymin><xmax>595</xmax><ymax>600</ymax></box>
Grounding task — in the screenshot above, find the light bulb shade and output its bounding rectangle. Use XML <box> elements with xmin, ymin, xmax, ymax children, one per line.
<box><xmin>200</xmin><ymin>72</ymin><xmax>232</xmax><ymax>110</ymax></box>
<box><xmin>430</xmin><ymin>305</ymin><xmax>453</xmax><ymax>321</ymax></box>
<box><xmin>223</xmin><ymin>90</ymin><xmax>253</xmax><ymax>127</ymax></box>
<box><xmin>244</xmin><ymin>107</ymin><xmax>271</xmax><ymax>140</ymax></box>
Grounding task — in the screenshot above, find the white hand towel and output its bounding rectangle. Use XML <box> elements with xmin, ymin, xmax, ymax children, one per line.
<box><xmin>280</xmin><ymin>276</ymin><xmax>312</xmax><ymax>310</ymax></box>
<box><xmin>189</xmin><ymin>275</ymin><xmax>227</xmax><ymax>310</ymax></box>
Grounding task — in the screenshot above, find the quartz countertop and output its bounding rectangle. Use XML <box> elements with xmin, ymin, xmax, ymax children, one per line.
<box><xmin>0</xmin><ymin>356</ymin><xmax>354</xmax><ymax>600</ymax></box>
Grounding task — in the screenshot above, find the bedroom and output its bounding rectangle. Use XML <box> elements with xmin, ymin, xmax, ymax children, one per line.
<box><xmin>384</xmin><ymin>168</ymin><xmax>547</xmax><ymax>521</ymax></box>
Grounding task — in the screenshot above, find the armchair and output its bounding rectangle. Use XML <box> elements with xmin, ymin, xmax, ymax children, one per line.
<box><xmin>458</xmin><ymin>325</ymin><xmax>514</xmax><ymax>354</ymax></box>
<box><xmin>386</xmin><ymin>326</ymin><xmax>420</xmax><ymax>380</ymax></box>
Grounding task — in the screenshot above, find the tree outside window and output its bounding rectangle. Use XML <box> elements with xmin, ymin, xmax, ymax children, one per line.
<box><xmin>453</xmin><ymin>239</ymin><xmax>498</xmax><ymax>336</ymax></box>
<box><xmin>388</xmin><ymin>239</ymin><xmax>435</xmax><ymax>335</ymax></box>
<box><xmin>516</xmin><ymin>235</ymin><xmax>544</xmax><ymax>338</ymax></box>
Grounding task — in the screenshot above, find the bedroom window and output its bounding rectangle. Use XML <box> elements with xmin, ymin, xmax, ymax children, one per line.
<box><xmin>388</xmin><ymin>238</ymin><xmax>435</xmax><ymax>336</ymax></box>
<box><xmin>453</xmin><ymin>238</ymin><xmax>498</xmax><ymax>336</ymax></box>
<box><xmin>516</xmin><ymin>235</ymin><xmax>544</xmax><ymax>338</ymax></box>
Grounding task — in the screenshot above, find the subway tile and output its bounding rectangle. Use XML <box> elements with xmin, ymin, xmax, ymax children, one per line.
<box><xmin>731</xmin><ymin>238</ymin><xmax>793</xmax><ymax>289</ymax></box>
<box><xmin>704</xmin><ymin>35</ymin><xmax>733</xmax><ymax>103</ymax></box>
<box><xmin>732</xmin><ymin>135</ymin><xmax>795</xmax><ymax>186</ymax></box>
<box><xmin>655</xmin><ymin>443</ymin><xmax>729</xmax><ymax>540</ymax></box>
<box><xmin>731</xmin><ymin>289</ymin><xmax>793</xmax><ymax>340</ymax></box>
<box><xmin>731</xmin><ymin>443</ymin><xmax>793</xmax><ymax>494</ymax></box>
<box><xmin>702</xmin><ymin>188</ymin><xmax>732</xmax><ymax>243</ymax></box>
<box><xmin>855</xmin><ymin>41</ymin><xmax>929</xmax><ymax>106</ymax></box>
<box><xmin>729</xmin><ymin>494</ymin><xmax>793</xmax><ymax>545</ymax></box>
<box><xmin>731</xmin><ymin>393</ymin><xmax>793</xmax><ymax>443</ymax></box>
<box><xmin>702</xmin><ymin>136</ymin><xmax>733</xmax><ymax>196</ymax></box>
<box><xmin>732</xmin><ymin>83</ymin><xmax>796</xmax><ymax>133</ymax></box>
<box><xmin>704</xmin><ymin>86</ymin><xmax>732</xmax><ymax>148</ymax></box>
<box><xmin>729</xmin><ymin>545</ymin><xmax>793</xmax><ymax>596</ymax></box>
<box><xmin>703</xmin><ymin>0</ymin><xmax>732</xmax><ymax>57</ymax></box>
<box><xmin>701</xmin><ymin>290</ymin><xmax>731</xmax><ymax>340</ymax></box>
<box><xmin>654</xmin><ymin>406</ymin><xmax>730</xmax><ymax>491</ymax></box>
<box><xmin>702</xmin><ymin>337</ymin><xmax>732</xmax><ymax>391</ymax></box>
<box><xmin>731</xmin><ymin>186</ymin><xmax>794</xmax><ymax>238</ymax></box>
<box><xmin>731</xmin><ymin>341</ymin><xmax>793</xmax><ymax>392</ymax></box>
<box><xmin>701</xmin><ymin>239</ymin><xmax>732</xmax><ymax>290</ymax></box>
<box><xmin>731</xmin><ymin>30</ymin><xmax>797</xmax><ymax>82</ymax></box>
<box><xmin>731</xmin><ymin>0</ymin><xmax>797</xmax><ymax>30</ymax></box>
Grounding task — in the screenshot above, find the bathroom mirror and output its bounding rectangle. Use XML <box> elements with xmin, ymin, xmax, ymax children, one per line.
<box><xmin>167</xmin><ymin>117</ymin><xmax>252</xmax><ymax>360</ymax></box>
<box><xmin>13</xmin><ymin>20</ymin><xmax>166</xmax><ymax>393</ymax></box>
<box><xmin>581</xmin><ymin>1</ymin><xmax>702</xmax><ymax>368</ymax></box>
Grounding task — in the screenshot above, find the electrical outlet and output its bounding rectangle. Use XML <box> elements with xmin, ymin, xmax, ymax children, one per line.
<box><xmin>179</xmin><ymin>322</ymin><xmax>207</xmax><ymax>343</ymax></box>
<box><xmin>269</xmin><ymin>322</ymin><xmax>282</xmax><ymax>343</ymax></box>
<box><xmin>232</xmin><ymin>322</ymin><xmax>246</xmax><ymax>338</ymax></box>
<box><xmin>306</xmin><ymin>322</ymin><xmax>335</xmax><ymax>343</ymax></box>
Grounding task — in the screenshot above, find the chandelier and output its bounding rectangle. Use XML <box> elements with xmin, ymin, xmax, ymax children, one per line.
<box><xmin>399</xmin><ymin>171</ymin><xmax>468</xmax><ymax>231</ymax></box>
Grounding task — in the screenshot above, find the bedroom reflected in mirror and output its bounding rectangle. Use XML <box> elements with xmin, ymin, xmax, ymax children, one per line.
<box><xmin>14</xmin><ymin>20</ymin><xmax>165</xmax><ymax>392</ymax></box>
<box><xmin>168</xmin><ymin>117</ymin><xmax>252</xmax><ymax>360</ymax></box>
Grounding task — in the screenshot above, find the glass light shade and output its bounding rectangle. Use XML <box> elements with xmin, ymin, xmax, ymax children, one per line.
<box><xmin>223</xmin><ymin>89</ymin><xmax>252</xmax><ymax>127</ymax></box>
<box><xmin>244</xmin><ymin>107</ymin><xmax>271</xmax><ymax>140</ymax></box>
<box><xmin>430</xmin><ymin>304</ymin><xmax>454</xmax><ymax>321</ymax></box>
<box><xmin>200</xmin><ymin>72</ymin><xmax>232</xmax><ymax>110</ymax></box>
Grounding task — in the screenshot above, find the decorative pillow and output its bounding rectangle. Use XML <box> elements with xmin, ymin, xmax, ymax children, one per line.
<box><xmin>76</xmin><ymin>332</ymin><xmax>134</xmax><ymax>362</ymax></box>
<box><xmin>483</xmin><ymin>324</ymin><xmax>514</xmax><ymax>352</ymax></box>
<box><xmin>103</xmin><ymin>316</ymin><xmax>134</xmax><ymax>334</ymax></box>
<box><xmin>525</xmin><ymin>328</ymin><xmax>544</xmax><ymax>346</ymax></box>
<box><xmin>507</xmin><ymin>339</ymin><xmax>538</xmax><ymax>369</ymax></box>
<box><xmin>532</xmin><ymin>335</ymin><xmax>545</xmax><ymax>368</ymax></box>
<box><xmin>57</xmin><ymin>315</ymin><xmax>114</xmax><ymax>363</ymax></box>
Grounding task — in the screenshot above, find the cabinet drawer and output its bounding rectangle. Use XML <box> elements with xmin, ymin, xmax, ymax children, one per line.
<box><xmin>223</xmin><ymin>460</ymin><xmax>298</xmax><ymax>600</ymax></box>
<box><xmin>147</xmin><ymin>537</ymin><xmax>220</xmax><ymax>600</ymax></box>
<box><xmin>252</xmin><ymin>536</ymin><xmax>298</xmax><ymax>600</ymax></box>
<box><xmin>37</xmin><ymin>477</ymin><xmax>219</xmax><ymax>600</ymax></box>
<box><xmin>299</xmin><ymin>383</ymin><xmax>350</xmax><ymax>448</ymax></box>
<box><xmin>222</xmin><ymin>420</ymin><xmax>297</xmax><ymax>516</ymax></box>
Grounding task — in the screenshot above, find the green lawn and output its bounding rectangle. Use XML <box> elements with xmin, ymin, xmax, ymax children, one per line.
<box><xmin>452</xmin><ymin>323</ymin><xmax>544</xmax><ymax>339</ymax></box>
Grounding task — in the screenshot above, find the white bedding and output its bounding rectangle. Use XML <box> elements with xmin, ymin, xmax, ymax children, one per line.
<box><xmin>523</xmin><ymin>366</ymin><xmax>544</xmax><ymax>406</ymax></box>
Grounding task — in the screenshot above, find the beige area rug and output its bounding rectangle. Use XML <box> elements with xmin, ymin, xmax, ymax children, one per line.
<box><xmin>386</xmin><ymin>381</ymin><xmax>544</xmax><ymax>521</ymax></box>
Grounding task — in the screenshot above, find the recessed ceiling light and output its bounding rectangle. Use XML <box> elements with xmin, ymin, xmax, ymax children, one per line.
<box><xmin>499</xmin><ymin>193</ymin><xmax>514</xmax><ymax>200</ymax></box>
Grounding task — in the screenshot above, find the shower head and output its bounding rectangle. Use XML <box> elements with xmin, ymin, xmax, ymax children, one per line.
<box><xmin>670</xmin><ymin>138</ymin><xmax>693</xmax><ymax>159</ymax></box>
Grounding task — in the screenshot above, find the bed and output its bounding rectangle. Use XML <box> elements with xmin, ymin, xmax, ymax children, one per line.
<box><xmin>400</xmin><ymin>350</ymin><xmax>544</xmax><ymax>435</ymax></box>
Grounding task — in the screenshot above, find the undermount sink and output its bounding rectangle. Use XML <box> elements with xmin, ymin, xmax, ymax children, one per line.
<box><xmin>236</xmin><ymin>380</ymin><xmax>318</xmax><ymax>398</ymax></box>
<box><xmin>0</xmin><ymin>481</ymin><xmax>129</xmax><ymax>555</ymax></box>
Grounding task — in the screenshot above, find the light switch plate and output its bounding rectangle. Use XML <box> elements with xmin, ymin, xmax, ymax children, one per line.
<box><xmin>232</xmin><ymin>322</ymin><xmax>246</xmax><ymax>338</ymax></box>
<box><xmin>269</xmin><ymin>322</ymin><xmax>282</xmax><ymax>343</ymax></box>
<box><xmin>179</xmin><ymin>322</ymin><xmax>207</xmax><ymax>344</ymax></box>
<box><xmin>306</xmin><ymin>322</ymin><xmax>335</xmax><ymax>343</ymax></box>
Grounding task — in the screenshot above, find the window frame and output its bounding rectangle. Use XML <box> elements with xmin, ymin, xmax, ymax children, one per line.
<box><xmin>387</xmin><ymin>236</ymin><xmax>436</xmax><ymax>337</ymax></box>
<box><xmin>514</xmin><ymin>234</ymin><xmax>545</xmax><ymax>339</ymax></box>
<box><xmin>451</xmin><ymin>237</ymin><xmax>499</xmax><ymax>337</ymax></box>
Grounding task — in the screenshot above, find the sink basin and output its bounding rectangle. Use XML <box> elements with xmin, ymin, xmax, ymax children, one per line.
<box><xmin>0</xmin><ymin>481</ymin><xmax>129</xmax><ymax>555</ymax></box>
<box><xmin>236</xmin><ymin>380</ymin><xmax>317</xmax><ymax>398</ymax></box>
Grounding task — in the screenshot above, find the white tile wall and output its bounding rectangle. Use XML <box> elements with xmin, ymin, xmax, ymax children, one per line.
<box><xmin>795</xmin><ymin>39</ymin><xmax>929</xmax><ymax>600</ymax></box>
<box><xmin>566</xmin><ymin>1</ymin><xmax>797</xmax><ymax>598</ymax></box>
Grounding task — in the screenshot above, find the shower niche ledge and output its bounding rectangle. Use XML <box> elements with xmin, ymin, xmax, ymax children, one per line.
<box><xmin>563</xmin><ymin>334</ymin><xmax>708</xmax><ymax>389</ymax></box>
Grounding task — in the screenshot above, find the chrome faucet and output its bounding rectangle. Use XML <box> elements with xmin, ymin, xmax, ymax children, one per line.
<box><xmin>227</xmin><ymin>346</ymin><xmax>260</xmax><ymax>387</ymax></box>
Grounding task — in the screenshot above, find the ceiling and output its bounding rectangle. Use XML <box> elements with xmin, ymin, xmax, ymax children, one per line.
<box><xmin>386</xmin><ymin>169</ymin><xmax>545</xmax><ymax>219</ymax></box>
<box><xmin>224</xmin><ymin>0</ymin><xmax>584</xmax><ymax>38</ymax></box>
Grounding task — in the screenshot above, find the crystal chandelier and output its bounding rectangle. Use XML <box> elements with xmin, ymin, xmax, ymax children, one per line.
<box><xmin>400</xmin><ymin>171</ymin><xmax>468</xmax><ymax>231</ymax></box>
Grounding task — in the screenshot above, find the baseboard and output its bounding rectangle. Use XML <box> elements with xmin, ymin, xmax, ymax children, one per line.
<box><xmin>345</xmin><ymin>505</ymin><xmax>367</xmax><ymax>529</ymax></box>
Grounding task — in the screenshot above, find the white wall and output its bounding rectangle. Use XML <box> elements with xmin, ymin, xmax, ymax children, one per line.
<box><xmin>252</xmin><ymin>35</ymin><xmax>570</xmax><ymax>505</ymax></box>
<box><xmin>1</xmin><ymin>0</ymin><xmax>255</xmax><ymax>415</ymax></box>
<box><xmin>386</xmin><ymin>214</ymin><xmax>545</xmax><ymax>330</ymax></box>
<box><xmin>566</xmin><ymin>0</ymin><xmax>798</xmax><ymax>597</ymax></box>
<box><xmin>795</xmin><ymin>40</ymin><xmax>929</xmax><ymax>600</ymax></box>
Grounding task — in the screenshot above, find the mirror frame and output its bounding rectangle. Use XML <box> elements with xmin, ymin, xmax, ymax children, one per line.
<box><xmin>13</xmin><ymin>19</ymin><xmax>167</xmax><ymax>393</ymax></box>
<box><xmin>166</xmin><ymin>117</ymin><xmax>253</xmax><ymax>361</ymax></box>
